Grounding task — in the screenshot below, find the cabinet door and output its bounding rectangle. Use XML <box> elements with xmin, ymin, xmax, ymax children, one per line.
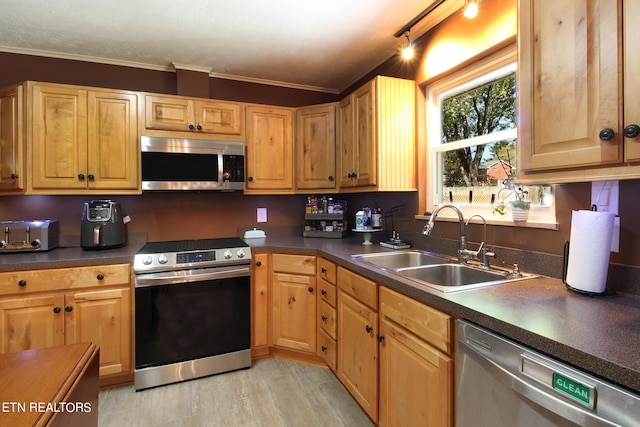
<box><xmin>31</xmin><ymin>84</ymin><xmax>88</xmax><ymax>189</ymax></box>
<box><xmin>65</xmin><ymin>288</ymin><xmax>131</xmax><ymax>377</ymax></box>
<box><xmin>518</xmin><ymin>0</ymin><xmax>622</xmax><ymax>171</ymax></box>
<box><xmin>252</xmin><ymin>253</ymin><xmax>269</xmax><ymax>355</ymax></box>
<box><xmin>87</xmin><ymin>91</ymin><xmax>139</xmax><ymax>190</ymax></box>
<box><xmin>0</xmin><ymin>85</ymin><xmax>23</xmax><ymax>191</ymax></box>
<box><xmin>295</xmin><ymin>103</ymin><xmax>337</xmax><ymax>191</ymax></box>
<box><xmin>194</xmin><ymin>100</ymin><xmax>244</xmax><ymax>136</ymax></box>
<box><xmin>271</xmin><ymin>272</ymin><xmax>316</xmax><ymax>352</ymax></box>
<box><xmin>245</xmin><ymin>105</ymin><xmax>294</xmax><ymax>192</ymax></box>
<box><xmin>338</xmin><ymin>94</ymin><xmax>356</xmax><ymax>187</ymax></box>
<box><xmin>624</xmin><ymin>0</ymin><xmax>640</xmax><ymax>161</ymax></box>
<box><xmin>0</xmin><ymin>294</ymin><xmax>65</xmax><ymax>353</ymax></box>
<box><xmin>378</xmin><ymin>318</ymin><xmax>453</xmax><ymax>427</ymax></box>
<box><xmin>337</xmin><ymin>291</ymin><xmax>378</xmax><ymax>422</ymax></box>
<box><xmin>353</xmin><ymin>80</ymin><xmax>377</xmax><ymax>187</ymax></box>
<box><xmin>144</xmin><ymin>95</ymin><xmax>193</xmax><ymax>131</ymax></box>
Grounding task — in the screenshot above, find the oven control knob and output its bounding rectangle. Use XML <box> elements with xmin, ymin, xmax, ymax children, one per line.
<box><xmin>237</xmin><ymin>249</ymin><xmax>246</xmax><ymax>258</ymax></box>
<box><xmin>223</xmin><ymin>249</ymin><xmax>233</xmax><ymax>259</ymax></box>
<box><xmin>142</xmin><ymin>255</ymin><xmax>153</xmax><ymax>265</ymax></box>
<box><xmin>158</xmin><ymin>254</ymin><xmax>168</xmax><ymax>264</ymax></box>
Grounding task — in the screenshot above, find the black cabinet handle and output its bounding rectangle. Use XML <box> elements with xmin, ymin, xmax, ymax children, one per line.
<box><xmin>78</xmin><ymin>173</ymin><xmax>85</xmax><ymax>181</ymax></box>
<box><xmin>188</xmin><ymin>124</ymin><xmax>195</xmax><ymax>131</ymax></box>
<box><xmin>365</xmin><ymin>325</ymin><xmax>373</xmax><ymax>333</ymax></box>
<box><xmin>10</xmin><ymin>173</ymin><xmax>18</xmax><ymax>180</ymax></box>
<box><xmin>87</xmin><ymin>174</ymin><xmax>95</xmax><ymax>181</ymax></box>
<box><xmin>377</xmin><ymin>335</ymin><xmax>385</xmax><ymax>343</ymax></box>
<box><xmin>97</xmin><ymin>274</ymin><xmax>104</xmax><ymax>281</ymax></box>
<box><xmin>18</xmin><ymin>280</ymin><xmax>27</xmax><ymax>287</ymax></box>
<box><xmin>321</xmin><ymin>267</ymin><xmax>327</xmax><ymax>273</ymax></box>
<box><xmin>248</xmin><ymin>176</ymin><xmax>254</xmax><ymax>182</ymax></box>
<box><xmin>321</xmin><ymin>315</ymin><xmax>327</xmax><ymax>322</ymax></box>
<box><xmin>256</xmin><ymin>261</ymin><xmax>262</xmax><ymax>267</ymax></box>
<box><xmin>53</xmin><ymin>307</ymin><xmax>61</xmax><ymax>314</ymax></box>
<box><xmin>321</xmin><ymin>345</ymin><xmax>327</xmax><ymax>352</ymax></box>
<box><xmin>599</xmin><ymin>128</ymin><xmax>615</xmax><ymax>141</ymax></box>
<box><xmin>624</xmin><ymin>124</ymin><xmax>640</xmax><ymax>139</ymax></box>
<box><xmin>321</xmin><ymin>289</ymin><xmax>327</xmax><ymax>296</ymax></box>
<box><xmin>196</xmin><ymin>124</ymin><xmax>202</xmax><ymax>131</ymax></box>
<box><xmin>65</xmin><ymin>306</ymin><xmax>73</xmax><ymax>313</ymax></box>
<box><xmin>308</xmin><ymin>287</ymin><xmax>314</xmax><ymax>293</ymax></box>
<box><xmin>328</xmin><ymin>175</ymin><xmax>334</xmax><ymax>181</ymax></box>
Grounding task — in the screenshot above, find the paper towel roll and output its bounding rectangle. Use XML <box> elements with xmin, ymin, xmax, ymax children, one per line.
<box><xmin>565</xmin><ymin>210</ymin><xmax>616</xmax><ymax>293</ymax></box>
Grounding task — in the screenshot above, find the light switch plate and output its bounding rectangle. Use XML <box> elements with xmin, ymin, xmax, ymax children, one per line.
<box><xmin>257</xmin><ymin>207</ymin><xmax>267</xmax><ymax>223</ymax></box>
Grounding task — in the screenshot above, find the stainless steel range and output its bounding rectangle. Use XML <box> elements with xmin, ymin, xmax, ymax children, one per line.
<box><xmin>133</xmin><ymin>238</ymin><xmax>252</xmax><ymax>391</ymax></box>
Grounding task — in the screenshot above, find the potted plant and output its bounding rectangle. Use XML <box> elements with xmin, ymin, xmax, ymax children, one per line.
<box><xmin>493</xmin><ymin>181</ymin><xmax>530</xmax><ymax>222</ymax></box>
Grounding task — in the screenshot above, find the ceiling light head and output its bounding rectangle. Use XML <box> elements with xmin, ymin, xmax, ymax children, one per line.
<box><xmin>463</xmin><ymin>0</ymin><xmax>479</xmax><ymax>18</ymax></box>
<box><xmin>400</xmin><ymin>31</ymin><xmax>414</xmax><ymax>60</ymax></box>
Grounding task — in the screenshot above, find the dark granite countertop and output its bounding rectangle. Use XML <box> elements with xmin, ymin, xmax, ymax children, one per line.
<box><xmin>2</xmin><ymin>233</ymin><xmax>639</xmax><ymax>396</ymax></box>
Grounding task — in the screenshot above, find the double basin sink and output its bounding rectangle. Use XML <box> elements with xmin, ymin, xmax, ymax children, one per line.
<box><xmin>352</xmin><ymin>250</ymin><xmax>535</xmax><ymax>293</ymax></box>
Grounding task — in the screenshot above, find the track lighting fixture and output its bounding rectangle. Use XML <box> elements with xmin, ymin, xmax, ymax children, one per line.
<box><xmin>463</xmin><ymin>0</ymin><xmax>479</xmax><ymax>18</ymax></box>
<box><xmin>401</xmin><ymin>31</ymin><xmax>414</xmax><ymax>60</ymax></box>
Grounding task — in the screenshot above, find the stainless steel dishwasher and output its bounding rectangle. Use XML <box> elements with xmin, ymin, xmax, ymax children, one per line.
<box><xmin>457</xmin><ymin>320</ymin><xmax>640</xmax><ymax>426</ymax></box>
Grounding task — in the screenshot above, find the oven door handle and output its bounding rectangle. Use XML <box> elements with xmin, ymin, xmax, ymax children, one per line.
<box><xmin>135</xmin><ymin>265</ymin><xmax>250</xmax><ymax>287</ymax></box>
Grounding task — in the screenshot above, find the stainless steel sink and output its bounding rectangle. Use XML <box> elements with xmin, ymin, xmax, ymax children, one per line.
<box><xmin>351</xmin><ymin>250</ymin><xmax>451</xmax><ymax>270</ymax></box>
<box><xmin>351</xmin><ymin>250</ymin><xmax>536</xmax><ymax>293</ymax></box>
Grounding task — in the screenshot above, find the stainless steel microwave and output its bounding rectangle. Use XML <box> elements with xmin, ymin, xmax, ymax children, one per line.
<box><xmin>141</xmin><ymin>136</ymin><xmax>245</xmax><ymax>191</ymax></box>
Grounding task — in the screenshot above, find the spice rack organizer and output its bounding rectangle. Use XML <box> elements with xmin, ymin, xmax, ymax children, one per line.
<box><xmin>303</xmin><ymin>213</ymin><xmax>349</xmax><ymax>238</ymax></box>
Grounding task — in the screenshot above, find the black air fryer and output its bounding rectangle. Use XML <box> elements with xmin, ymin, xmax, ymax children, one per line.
<box><xmin>80</xmin><ymin>200</ymin><xmax>126</xmax><ymax>249</ymax></box>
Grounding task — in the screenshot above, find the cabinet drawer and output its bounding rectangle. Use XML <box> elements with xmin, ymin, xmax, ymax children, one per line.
<box><xmin>318</xmin><ymin>299</ymin><xmax>337</xmax><ymax>339</ymax></box>
<box><xmin>317</xmin><ymin>258</ymin><xmax>336</xmax><ymax>284</ymax></box>
<box><xmin>272</xmin><ymin>254</ymin><xmax>316</xmax><ymax>275</ymax></box>
<box><xmin>318</xmin><ymin>328</ymin><xmax>337</xmax><ymax>372</ymax></box>
<box><xmin>379</xmin><ymin>287</ymin><xmax>453</xmax><ymax>355</ymax></box>
<box><xmin>318</xmin><ymin>278</ymin><xmax>337</xmax><ymax>307</ymax></box>
<box><xmin>0</xmin><ymin>264</ymin><xmax>131</xmax><ymax>296</ymax></box>
<box><xmin>337</xmin><ymin>266</ymin><xmax>377</xmax><ymax>309</ymax></box>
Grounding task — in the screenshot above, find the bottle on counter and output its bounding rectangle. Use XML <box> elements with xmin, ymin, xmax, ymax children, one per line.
<box><xmin>372</xmin><ymin>205</ymin><xmax>383</xmax><ymax>229</ymax></box>
<box><xmin>305</xmin><ymin>197</ymin><xmax>312</xmax><ymax>214</ymax></box>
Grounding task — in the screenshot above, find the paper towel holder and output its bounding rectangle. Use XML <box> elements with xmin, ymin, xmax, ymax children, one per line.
<box><xmin>562</xmin><ymin>240</ymin><xmax>615</xmax><ymax>296</ymax></box>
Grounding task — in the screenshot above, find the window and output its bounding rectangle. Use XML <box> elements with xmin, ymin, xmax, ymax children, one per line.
<box><xmin>424</xmin><ymin>47</ymin><xmax>555</xmax><ymax>227</ymax></box>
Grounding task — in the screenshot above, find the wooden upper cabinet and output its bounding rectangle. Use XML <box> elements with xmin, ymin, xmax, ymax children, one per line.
<box><xmin>245</xmin><ymin>105</ymin><xmax>294</xmax><ymax>193</ymax></box>
<box><xmin>0</xmin><ymin>84</ymin><xmax>24</xmax><ymax>192</ymax></box>
<box><xmin>28</xmin><ymin>82</ymin><xmax>139</xmax><ymax>193</ymax></box>
<box><xmin>623</xmin><ymin>0</ymin><xmax>640</xmax><ymax>162</ymax></box>
<box><xmin>295</xmin><ymin>103</ymin><xmax>337</xmax><ymax>192</ymax></box>
<box><xmin>338</xmin><ymin>76</ymin><xmax>415</xmax><ymax>192</ymax></box>
<box><xmin>518</xmin><ymin>0</ymin><xmax>623</xmax><ymax>172</ymax></box>
<box><xmin>144</xmin><ymin>94</ymin><xmax>244</xmax><ymax>139</ymax></box>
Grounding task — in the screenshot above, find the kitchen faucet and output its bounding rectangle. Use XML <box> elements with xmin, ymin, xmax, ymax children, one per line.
<box><xmin>422</xmin><ymin>203</ymin><xmax>468</xmax><ymax>264</ymax></box>
<box><xmin>464</xmin><ymin>214</ymin><xmax>496</xmax><ymax>269</ymax></box>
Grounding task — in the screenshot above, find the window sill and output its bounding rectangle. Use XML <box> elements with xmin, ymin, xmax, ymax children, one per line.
<box><xmin>414</xmin><ymin>214</ymin><xmax>559</xmax><ymax>230</ymax></box>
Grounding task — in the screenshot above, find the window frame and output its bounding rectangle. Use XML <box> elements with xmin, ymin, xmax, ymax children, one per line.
<box><xmin>420</xmin><ymin>45</ymin><xmax>557</xmax><ymax>229</ymax></box>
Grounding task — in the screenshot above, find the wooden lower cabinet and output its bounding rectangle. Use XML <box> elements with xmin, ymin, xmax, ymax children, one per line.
<box><xmin>337</xmin><ymin>284</ymin><xmax>379</xmax><ymax>422</ymax></box>
<box><xmin>0</xmin><ymin>264</ymin><xmax>132</xmax><ymax>386</ymax></box>
<box><xmin>271</xmin><ymin>271</ymin><xmax>317</xmax><ymax>352</ymax></box>
<box><xmin>251</xmin><ymin>253</ymin><xmax>270</xmax><ymax>358</ymax></box>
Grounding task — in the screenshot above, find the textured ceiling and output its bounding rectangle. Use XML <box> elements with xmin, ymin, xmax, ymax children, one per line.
<box><xmin>0</xmin><ymin>0</ymin><xmax>461</xmax><ymax>93</ymax></box>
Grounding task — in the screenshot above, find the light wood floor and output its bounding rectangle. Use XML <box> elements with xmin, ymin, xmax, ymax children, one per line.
<box><xmin>98</xmin><ymin>358</ymin><xmax>374</xmax><ymax>426</ymax></box>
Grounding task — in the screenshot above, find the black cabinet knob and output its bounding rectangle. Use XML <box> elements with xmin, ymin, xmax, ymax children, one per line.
<box><xmin>365</xmin><ymin>325</ymin><xmax>373</xmax><ymax>333</ymax></box>
<box><xmin>65</xmin><ymin>306</ymin><xmax>73</xmax><ymax>313</ymax></box>
<box><xmin>321</xmin><ymin>315</ymin><xmax>327</xmax><ymax>322</ymax></box>
<box><xmin>53</xmin><ymin>307</ymin><xmax>61</xmax><ymax>314</ymax></box>
<box><xmin>10</xmin><ymin>173</ymin><xmax>18</xmax><ymax>180</ymax></box>
<box><xmin>308</xmin><ymin>287</ymin><xmax>314</xmax><ymax>293</ymax></box>
<box><xmin>328</xmin><ymin>175</ymin><xmax>334</xmax><ymax>181</ymax></box>
<box><xmin>321</xmin><ymin>345</ymin><xmax>327</xmax><ymax>352</ymax></box>
<box><xmin>624</xmin><ymin>124</ymin><xmax>640</xmax><ymax>139</ymax></box>
<box><xmin>18</xmin><ymin>280</ymin><xmax>27</xmax><ymax>287</ymax></box>
<box><xmin>377</xmin><ymin>335</ymin><xmax>385</xmax><ymax>343</ymax></box>
<box><xmin>188</xmin><ymin>124</ymin><xmax>195</xmax><ymax>131</ymax></box>
<box><xmin>248</xmin><ymin>176</ymin><xmax>254</xmax><ymax>182</ymax></box>
<box><xmin>256</xmin><ymin>261</ymin><xmax>262</xmax><ymax>267</ymax></box>
<box><xmin>196</xmin><ymin>124</ymin><xmax>202</xmax><ymax>131</ymax></box>
<box><xmin>87</xmin><ymin>174</ymin><xmax>95</xmax><ymax>181</ymax></box>
<box><xmin>78</xmin><ymin>173</ymin><xmax>85</xmax><ymax>181</ymax></box>
<box><xmin>599</xmin><ymin>128</ymin><xmax>615</xmax><ymax>141</ymax></box>
<box><xmin>321</xmin><ymin>289</ymin><xmax>327</xmax><ymax>296</ymax></box>
<box><xmin>97</xmin><ymin>274</ymin><xmax>104</xmax><ymax>281</ymax></box>
<box><xmin>321</xmin><ymin>267</ymin><xmax>327</xmax><ymax>273</ymax></box>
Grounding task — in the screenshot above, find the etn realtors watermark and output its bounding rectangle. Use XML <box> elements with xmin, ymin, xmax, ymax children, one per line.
<box><xmin>2</xmin><ymin>401</ymin><xmax>92</xmax><ymax>413</ymax></box>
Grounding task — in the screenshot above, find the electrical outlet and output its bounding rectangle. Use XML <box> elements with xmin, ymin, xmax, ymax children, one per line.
<box><xmin>257</xmin><ymin>207</ymin><xmax>267</xmax><ymax>223</ymax></box>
